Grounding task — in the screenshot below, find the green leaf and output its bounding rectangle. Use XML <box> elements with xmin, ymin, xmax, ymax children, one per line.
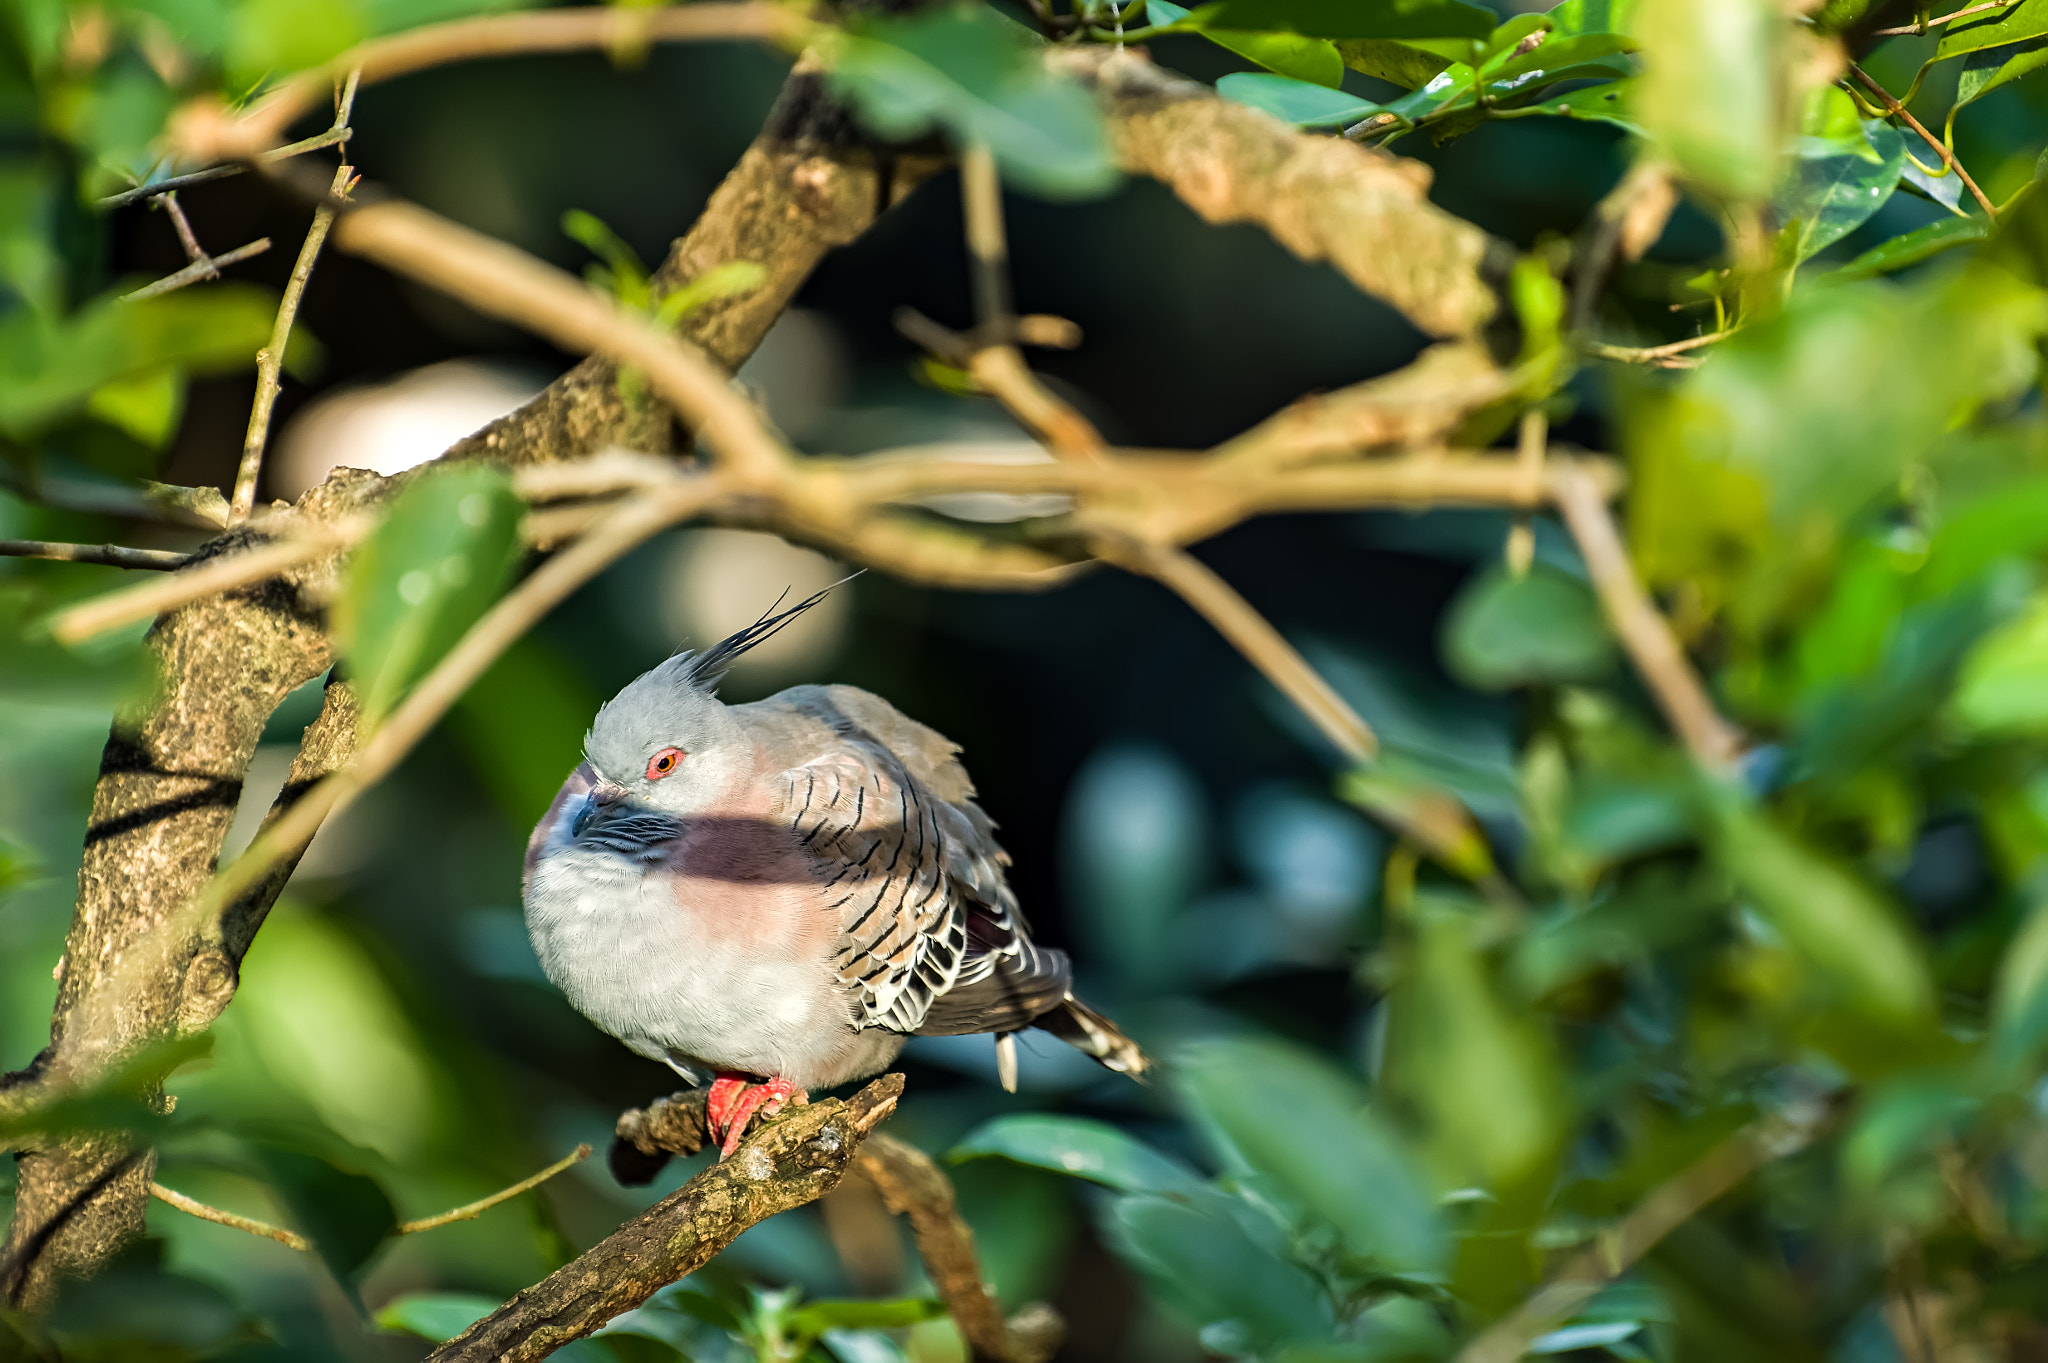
<box><xmin>1177</xmin><ymin>1035</ymin><xmax>1444</xmax><ymax>1269</ymax></box>
<box><xmin>1508</xmin><ymin>77</ymin><xmax>1638</xmax><ymax>133</ymax></box>
<box><xmin>1631</xmin><ymin>0</ymin><xmax>1781</xmax><ymax>199</ymax></box>
<box><xmin>1831</xmin><ymin>215</ymin><xmax>1989</xmax><ymax>282</ymax></box>
<box><xmin>375</xmin><ymin>1292</ymin><xmax>502</xmax><ymax>1343</ymax></box>
<box><xmin>1190</xmin><ymin>0</ymin><xmax>1494</xmax><ymax>40</ymax></box>
<box><xmin>561</xmin><ymin>209</ymin><xmax>649</xmax><ymax>304</ymax></box>
<box><xmin>1993</xmin><ymin>889</ymin><xmax>2048</xmax><ymax>1067</ymax></box>
<box><xmin>1935</xmin><ymin>0</ymin><xmax>2048</xmax><ymax>61</ymax></box>
<box><xmin>1334</xmin><ymin>37</ymin><xmax>1454</xmax><ymax>87</ymax></box>
<box><xmin>227</xmin><ymin>0</ymin><xmax>366</xmax><ymax>87</ymax></box>
<box><xmin>1953</xmin><ymin>591</ymin><xmax>2048</xmax><ymax>734</ymax></box>
<box><xmin>1699</xmin><ymin>781</ymin><xmax>1938</xmax><ymax>1033</ymax></box>
<box><xmin>1485</xmin><ymin>31</ymin><xmax>1634</xmax><ymax>87</ymax></box>
<box><xmin>248</xmin><ymin>1142</ymin><xmax>397</xmax><ymax>1281</ymax></box>
<box><xmin>951</xmin><ymin>1114</ymin><xmax>1204</xmax><ymax>1194</ymax></box>
<box><xmin>83</xmin><ymin>366</ymin><xmax>184</xmax><ymax>448</ymax></box>
<box><xmin>1386</xmin><ymin>897</ymin><xmax>1570</xmax><ymax>1190</ymax></box>
<box><xmin>1443</xmin><ymin>564</ymin><xmax>1615</xmax><ymax>692</ymax></box>
<box><xmin>1779</xmin><ymin>122</ymin><xmax>1907</xmax><ymax>265</ymax></box>
<box><xmin>1104</xmin><ymin>1193</ymin><xmax>1335</xmax><ymax>1352</ymax></box>
<box><xmin>1149</xmin><ymin>1</ymin><xmax>1344</xmax><ymax>86</ymax></box>
<box><xmin>332</xmin><ymin>465</ymin><xmax>523</xmax><ymax>724</ymax></box>
<box><xmin>1957</xmin><ymin>36</ymin><xmax>2048</xmax><ymax>108</ymax></box>
<box><xmin>1213</xmin><ymin>71</ymin><xmax>1378</xmax><ymax>126</ymax></box>
<box><xmin>0</xmin><ymin>284</ymin><xmax>277</xmax><ymax>437</ymax></box>
<box><xmin>828</xmin><ymin>5</ymin><xmax>1117</xmax><ymax>200</ymax></box>
<box><xmin>788</xmin><ymin>1299</ymin><xmax>946</xmax><ymax>1338</ymax></box>
<box><xmin>0</xmin><ymin>588</ymin><xmax>153</xmax><ymax>709</ymax></box>
<box><xmin>653</xmin><ymin>261</ymin><xmax>771</xmax><ymax>330</ymax></box>
<box><xmin>1547</xmin><ymin>0</ymin><xmax>1638</xmax><ymax>36</ymax></box>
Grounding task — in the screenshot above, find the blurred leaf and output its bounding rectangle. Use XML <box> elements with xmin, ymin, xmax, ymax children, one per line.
<box><xmin>1190</xmin><ymin>0</ymin><xmax>1494</xmax><ymax>40</ymax></box>
<box><xmin>332</xmin><ymin>464</ymin><xmax>522</xmax><ymax>724</ymax></box>
<box><xmin>1178</xmin><ymin>1035</ymin><xmax>1444</xmax><ymax>1270</ymax></box>
<box><xmin>789</xmin><ymin>1299</ymin><xmax>946</xmax><ymax>1337</ymax></box>
<box><xmin>0</xmin><ymin>284</ymin><xmax>276</xmax><ymax>436</ymax></box>
<box><xmin>1104</xmin><ymin>1193</ymin><xmax>1335</xmax><ymax>1353</ymax></box>
<box><xmin>247</xmin><ymin>1142</ymin><xmax>396</xmax><ymax>1280</ymax></box>
<box><xmin>226</xmin><ymin>0</ymin><xmax>365</xmax><ymax>88</ymax></box>
<box><xmin>828</xmin><ymin>5</ymin><xmax>1117</xmax><ymax>199</ymax></box>
<box><xmin>46</xmin><ymin>1257</ymin><xmax>249</xmax><ymax>1360</ymax></box>
<box><xmin>375</xmin><ymin>1292</ymin><xmax>501</xmax><ymax>1342</ymax></box>
<box><xmin>1831</xmin><ymin>216</ymin><xmax>1989</xmax><ymax>282</ymax></box>
<box><xmin>1953</xmin><ymin>589</ymin><xmax>2048</xmax><ymax>735</ymax></box>
<box><xmin>1700</xmin><ymin>781</ymin><xmax>1938</xmax><ymax>1036</ymax></box>
<box><xmin>1443</xmin><ymin>564</ymin><xmax>1614</xmax><ymax>691</ymax></box>
<box><xmin>1993</xmin><ymin>886</ymin><xmax>2048</xmax><ymax>1067</ymax></box>
<box><xmin>0</xmin><ymin>588</ymin><xmax>153</xmax><ymax>708</ymax></box>
<box><xmin>562</xmin><ymin>208</ymin><xmax>650</xmax><ymax>305</ymax></box>
<box><xmin>1547</xmin><ymin>0</ymin><xmax>1638</xmax><ymax>36</ymax></box>
<box><xmin>1841</xmin><ymin>1073</ymin><xmax>1979</xmax><ymax>1196</ymax></box>
<box><xmin>1340</xmin><ymin>762</ymin><xmax>1498</xmax><ymax>881</ymax></box>
<box><xmin>82</xmin><ymin>366</ymin><xmax>183</xmax><ymax>448</ymax></box>
<box><xmin>1385</xmin><ymin>897</ymin><xmax>1570</xmax><ymax>1191</ymax></box>
<box><xmin>447</xmin><ymin>633</ymin><xmax>600</xmax><ymax>828</ymax></box>
<box><xmin>653</xmin><ymin>261</ymin><xmax>769</xmax><ymax>330</ymax></box>
<box><xmin>952</xmin><ymin>1114</ymin><xmax>1203</xmax><ymax>1194</ymax></box>
<box><xmin>1151</xmin><ymin>0</ymin><xmax>1345</xmax><ymax>85</ymax></box>
<box><xmin>1214</xmin><ymin>71</ymin><xmax>1377</xmax><ymax>125</ymax></box>
<box><xmin>1778</xmin><ymin>122</ymin><xmax>1906</xmax><ymax>266</ymax></box>
<box><xmin>1631</xmin><ymin>0</ymin><xmax>1780</xmax><ymax>199</ymax></box>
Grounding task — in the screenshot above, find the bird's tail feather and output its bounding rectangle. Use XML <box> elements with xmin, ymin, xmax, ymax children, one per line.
<box><xmin>1036</xmin><ymin>994</ymin><xmax>1151</xmax><ymax>1080</ymax></box>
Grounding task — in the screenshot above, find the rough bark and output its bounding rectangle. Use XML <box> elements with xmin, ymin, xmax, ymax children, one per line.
<box><xmin>425</xmin><ymin>1077</ymin><xmax>903</xmax><ymax>1363</ymax></box>
<box><xmin>0</xmin><ymin>53</ymin><xmax>930</xmax><ymax>1311</ymax></box>
<box><xmin>1064</xmin><ymin>48</ymin><xmax>1516</xmax><ymax>348</ymax></box>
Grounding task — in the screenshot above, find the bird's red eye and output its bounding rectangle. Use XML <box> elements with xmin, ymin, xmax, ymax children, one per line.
<box><xmin>646</xmin><ymin>747</ymin><xmax>686</xmax><ymax>780</ymax></box>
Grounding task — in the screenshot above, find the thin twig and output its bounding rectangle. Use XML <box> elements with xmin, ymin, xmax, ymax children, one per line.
<box><xmin>1585</xmin><ymin>329</ymin><xmax>1733</xmax><ymax>366</ymax></box>
<box><xmin>1847</xmin><ymin>64</ymin><xmax>1997</xmax><ymax>218</ymax></box>
<box><xmin>1100</xmin><ymin>538</ymin><xmax>1377</xmax><ymax>762</ymax></box>
<box><xmin>1455</xmin><ymin>1108</ymin><xmax>1825</xmax><ymax>1363</ymax></box>
<box><xmin>98</xmin><ymin>164</ymin><xmax>243</xmax><ymax>210</ymax></box>
<box><xmin>0</xmin><ymin>540</ymin><xmax>191</xmax><ymax>570</ymax></box>
<box><xmin>1872</xmin><ymin>0</ymin><xmax>2019</xmax><ymax>35</ymax></box>
<box><xmin>159</xmin><ymin>193</ymin><xmax>208</xmax><ymax>264</ymax></box>
<box><xmin>1504</xmin><ymin>406</ymin><xmax>1546</xmax><ymax>575</ymax></box>
<box><xmin>858</xmin><ymin>1134</ymin><xmax>1063</xmax><ymax>1363</ymax></box>
<box><xmin>48</xmin><ymin>520</ymin><xmax>368</xmax><ymax>646</ymax></box>
<box><xmin>149</xmin><ymin>1183</ymin><xmax>310</xmax><ymax>1251</ymax></box>
<box><xmin>961</xmin><ymin>142</ymin><xmax>1014</xmax><ymax>339</ymax></box>
<box><xmin>182</xmin><ymin>4</ymin><xmax>803</xmax><ymax>163</ymax></box>
<box><xmin>1551</xmin><ymin>465</ymin><xmax>1741</xmax><ymax>767</ymax></box>
<box><xmin>121</xmin><ymin>239</ymin><xmax>272</xmax><ymax>302</ymax></box>
<box><xmin>232</xmin><ymin>154</ymin><xmax>357</xmax><ymax>524</ymax></box>
<box><xmin>396</xmin><ymin>1145</ymin><xmax>592</xmax><ymax>1234</ymax></box>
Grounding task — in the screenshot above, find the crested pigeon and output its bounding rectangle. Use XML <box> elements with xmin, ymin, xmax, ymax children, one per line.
<box><xmin>523</xmin><ymin>593</ymin><xmax>1149</xmax><ymax>1157</ymax></box>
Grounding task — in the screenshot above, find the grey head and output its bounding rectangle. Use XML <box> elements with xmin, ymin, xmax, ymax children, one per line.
<box><xmin>583</xmin><ymin>584</ymin><xmax>843</xmax><ymax>819</ymax></box>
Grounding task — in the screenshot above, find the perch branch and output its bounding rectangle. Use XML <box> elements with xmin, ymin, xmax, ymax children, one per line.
<box><xmin>425</xmin><ymin>1076</ymin><xmax>904</xmax><ymax>1363</ymax></box>
<box><xmin>0</xmin><ymin>541</ymin><xmax>191</xmax><ymax>570</ymax></box>
<box><xmin>1455</xmin><ymin>1106</ymin><xmax>1827</xmax><ymax>1363</ymax></box>
<box><xmin>858</xmin><ymin>1133</ymin><xmax>1064</xmax><ymax>1363</ymax></box>
<box><xmin>148</xmin><ymin>1183</ymin><xmax>309</xmax><ymax>1251</ymax></box>
<box><xmin>1551</xmin><ymin>465</ymin><xmax>1741</xmax><ymax>767</ymax></box>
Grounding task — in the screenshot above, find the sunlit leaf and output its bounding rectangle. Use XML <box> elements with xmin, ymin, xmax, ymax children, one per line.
<box><xmin>1190</xmin><ymin>0</ymin><xmax>1493</xmax><ymax>40</ymax></box>
<box><xmin>1934</xmin><ymin>0</ymin><xmax>2048</xmax><ymax>62</ymax></box>
<box><xmin>332</xmin><ymin>465</ymin><xmax>523</xmax><ymax>724</ymax></box>
<box><xmin>952</xmin><ymin>1114</ymin><xmax>1203</xmax><ymax>1194</ymax></box>
<box><xmin>1831</xmin><ymin>215</ymin><xmax>1989</xmax><ymax>282</ymax></box>
<box><xmin>375</xmin><ymin>1292</ymin><xmax>501</xmax><ymax>1343</ymax></box>
<box><xmin>1146</xmin><ymin>1</ymin><xmax>1344</xmax><ymax>86</ymax></box>
<box><xmin>788</xmin><ymin>1299</ymin><xmax>946</xmax><ymax>1336</ymax></box>
<box><xmin>1177</xmin><ymin>1035</ymin><xmax>1444</xmax><ymax>1269</ymax></box>
<box><xmin>828</xmin><ymin>5</ymin><xmax>1117</xmax><ymax>199</ymax></box>
<box><xmin>1214</xmin><ymin>71</ymin><xmax>1377</xmax><ymax>126</ymax></box>
<box><xmin>1631</xmin><ymin>0</ymin><xmax>1781</xmax><ymax>199</ymax></box>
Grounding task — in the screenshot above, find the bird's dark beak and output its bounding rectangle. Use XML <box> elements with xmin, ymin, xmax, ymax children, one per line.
<box><xmin>571</xmin><ymin>779</ymin><xmax>633</xmax><ymax>839</ymax></box>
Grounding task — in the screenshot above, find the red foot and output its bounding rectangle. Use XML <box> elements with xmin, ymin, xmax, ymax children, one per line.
<box><xmin>704</xmin><ymin>1073</ymin><xmax>805</xmax><ymax>1158</ymax></box>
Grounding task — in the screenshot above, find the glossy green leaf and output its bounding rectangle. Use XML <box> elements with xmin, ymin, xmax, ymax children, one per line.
<box><xmin>1485</xmin><ymin>30</ymin><xmax>1634</xmax><ymax>87</ymax></box>
<box><xmin>1631</xmin><ymin>0</ymin><xmax>1780</xmax><ymax>199</ymax></box>
<box><xmin>1935</xmin><ymin>0</ymin><xmax>2048</xmax><ymax>61</ymax></box>
<box><xmin>1957</xmin><ymin>36</ymin><xmax>2048</xmax><ymax>108</ymax></box>
<box><xmin>1190</xmin><ymin>0</ymin><xmax>1492</xmax><ymax>39</ymax></box>
<box><xmin>952</xmin><ymin>1114</ymin><xmax>1203</xmax><ymax>1194</ymax></box>
<box><xmin>1443</xmin><ymin>564</ymin><xmax>1615</xmax><ymax>691</ymax></box>
<box><xmin>1104</xmin><ymin>1193</ymin><xmax>1334</xmax><ymax>1352</ymax></box>
<box><xmin>1147</xmin><ymin>1</ymin><xmax>1345</xmax><ymax>86</ymax></box>
<box><xmin>1831</xmin><ymin>215</ymin><xmax>1989</xmax><ymax>282</ymax></box>
<box><xmin>828</xmin><ymin>6</ymin><xmax>1117</xmax><ymax>199</ymax></box>
<box><xmin>1509</xmin><ymin>77</ymin><xmax>1638</xmax><ymax>133</ymax></box>
<box><xmin>248</xmin><ymin>1143</ymin><xmax>397</xmax><ymax>1281</ymax></box>
<box><xmin>1779</xmin><ymin>122</ymin><xmax>1907</xmax><ymax>265</ymax></box>
<box><xmin>375</xmin><ymin>1292</ymin><xmax>500</xmax><ymax>1343</ymax></box>
<box><xmin>1335</xmin><ymin>37</ymin><xmax>1454</xmax><ymax>87</ymax></box>
<box><xmin>1700</xmin><ymin>782</ymin><xmax>1937</xmax><ymax>1031</ymax></box>
<box><xmin>1177</xmin><ymin>1035</ymin><xmax>1444</xmax><ymax>1269</ymax></box>
<box><xmin>1214</xmin><ymin>72</ymin><xmax>1378</xmax><ymax>126</ymax></box>
<box><xmin>332</xmin><ymin>465</ymin><xmax>524</xmax><ymax>724</ymax></box>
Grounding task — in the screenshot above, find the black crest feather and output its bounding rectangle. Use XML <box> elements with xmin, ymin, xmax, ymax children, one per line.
<box><xmin>679</xmin><ymin>573</ymin><xmax>860</xmax><ymax>691</ymax></box>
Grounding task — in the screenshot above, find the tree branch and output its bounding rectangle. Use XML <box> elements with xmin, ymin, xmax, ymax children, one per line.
<box><xmin>425</xmin><ymin>1076</ymin><xmax>904</xmax><ymax>1363</ymax></box>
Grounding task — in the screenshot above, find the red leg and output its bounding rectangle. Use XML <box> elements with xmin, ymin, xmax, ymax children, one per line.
<box><xmin>709</xmin><ymin>1075</ymin><xmax>805</xmax><ymax>1158</ymax></box>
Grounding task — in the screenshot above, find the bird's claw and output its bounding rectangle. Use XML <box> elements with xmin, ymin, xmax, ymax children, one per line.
<box><xmin>705</xmin><ymin>1073</ymin><xmax>805</xmax><ymax>1158</ymax></box>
